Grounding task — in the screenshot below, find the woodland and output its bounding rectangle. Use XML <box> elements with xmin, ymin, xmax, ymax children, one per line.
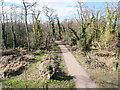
<box><xmin>0</xmin><ymin>0</ymin><xmax>119</xmax><ymax>88</ymax></box>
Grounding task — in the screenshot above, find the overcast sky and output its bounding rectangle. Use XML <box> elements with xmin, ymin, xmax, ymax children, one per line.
<box><xmin>1</xmin><ymin>0</ymin><xmax>119</xmax><ymax>22</ymax></box>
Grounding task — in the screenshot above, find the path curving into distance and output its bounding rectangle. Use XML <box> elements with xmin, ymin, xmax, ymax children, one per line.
<box><xmin>55</xmin><ymin>41</ymin><xmax>97</xmax><ymax>88</ymax></box>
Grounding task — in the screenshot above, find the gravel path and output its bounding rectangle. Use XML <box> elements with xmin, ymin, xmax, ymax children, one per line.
<box><xmin>55</xmin><ymin>41</ymin><xmax>97</xmax><ymax>88</ymax></box>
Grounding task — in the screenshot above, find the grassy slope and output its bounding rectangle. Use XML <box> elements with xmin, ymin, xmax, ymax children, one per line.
<box><xmin>2</xmin><ymin>44</ymin><xmax>75</xmax><ymax>88</ymax></box>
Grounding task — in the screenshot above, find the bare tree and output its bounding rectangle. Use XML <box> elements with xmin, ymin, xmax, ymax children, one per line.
<box><xmin>43</xmin><ymin>6</ymin><xmax>56</xmax><ymax>37</ymax></box>
<box><xmin>10</xmin><ymin>6</ymin><xmax>17</xmax><ymax>49</ymax></box>
<box><xmin>1</xmin><ymin>2</ymin><xmax>7</xmax><ymax>49</ymax></box>
<box><xmin>42</xmin><ymin>6</ymin><xmax>56</xmax><ymax>49</ymax></box>
<box><xmin>23</xmin><ymin>0</ymin><xmax>30</xmax><ymax>51</ymax></box>
<box><xmin>22</xmin><ymin>0</ymin><xmax>36</xmax><ymax>51</ymax></box>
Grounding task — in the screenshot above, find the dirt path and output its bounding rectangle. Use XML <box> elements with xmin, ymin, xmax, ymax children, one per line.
<box><xmin>55</xmin><ymin>41</ymin><xmax>97</xmax><ymax>88</ymax></box>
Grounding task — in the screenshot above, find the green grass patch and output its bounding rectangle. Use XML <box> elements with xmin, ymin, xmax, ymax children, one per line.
<box><xmin>59</xmin><ymin>64</ymin><xmax>68</xmax><ymax>73</ymax></box>
<box><xmin>59</xmin><ymin>64</ymin><xmax>64</xmax><ymax>68</ymax></box>
<box><xmin>41</xmin><ymin>79</ymin><xmax>75</xmax><ymax>88</ymax></box>
<box><xmin>2</xmin><ymin>77</ymin><xmax>45</xmax><ymax>88</ymax></box>
<box><xmin>2</xmin><ymin>78</ymin><xmax>25</xmax><ymax>88</ymax></box>
<box><xmin>31</xmin><ymin>53</ymin><xmax>44</xmax><ymax>63</ymax></box>
<box><xmin>2</xmin><ymin>77</ymin><xmax>75</xmax><ymax>88</ymax></box>
<box><xmin>32</xmin><ymin>55</ymin><xmax>42</xmax><ymax>61</ymax></box>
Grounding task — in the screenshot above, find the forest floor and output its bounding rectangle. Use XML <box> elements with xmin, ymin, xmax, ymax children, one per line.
<box><xmin>1</xmin><ymin>40</ymin><xmax>119</xmax><ymax>88</ymax></box>
<box><xmin>64</xmin><ymin>41</ymin><xmax>119</xmax><ymax>88</ymax></box>
<box><xmin>1</xmin><ymin>43</ymin><xmax>75</xmax><ymax>88</ymax></box>
<box><xmin>55</xmin><ymin>41</ymin><xmax>97</xmax><ymax>88</ymax></box>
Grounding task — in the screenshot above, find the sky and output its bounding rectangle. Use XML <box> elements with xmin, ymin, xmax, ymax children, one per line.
<box><xmin>0</xmin><ymin>0</ymin><xmax>119</xmax><ymax>22</ymax></box>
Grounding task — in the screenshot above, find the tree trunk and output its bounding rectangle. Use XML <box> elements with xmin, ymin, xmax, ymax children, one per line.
<box><xmin>25</xmin><ymin>9</ymin><xmax>30</xmax><ymax>51</ymax></box>
<box><xmin>51</xmin><ymin>20</ymin><xmax>55</xmax><ymax>39</ymax></box>
<box><xmin>57</xmin><ymin>18</ymin><xmax>61</xmax><ymax>39</ymax></box>
<box><xmin>1</xmin><ymin>3</ymin><xmax>7</xmax><ymax>49</ymax></box>
<box><xmin>11</xmin><ymin>24</ymin><xmax>16</xmax><ymax>49</ymax></box>
<box><xmin>2</xmin><ymin>23</ymin><xmax>7</xmax><ymax>49</ymax></box>
<box><xmin>23</xmin><ymin>1</ymin><xmax>30</xmax><ymax>51</ymax></box>
<box><xmin>10</xmin><ymin>12</ymin><xmax>17</xmax><ymax>49</ymax></box>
